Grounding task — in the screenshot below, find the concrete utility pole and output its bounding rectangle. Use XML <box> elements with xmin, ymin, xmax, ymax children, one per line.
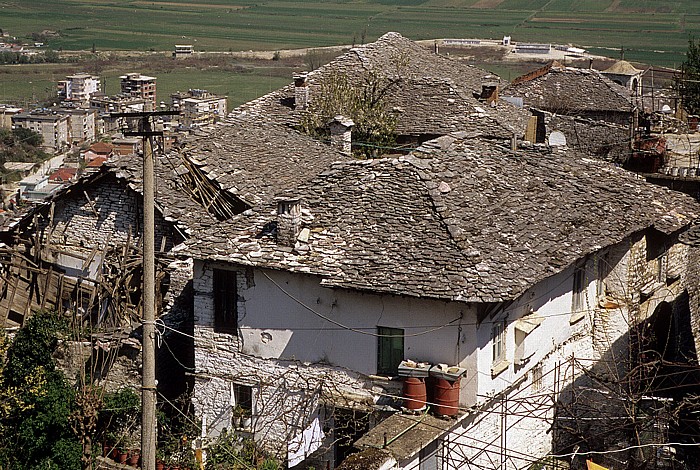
<box><xmin>110</xmin><ymin>110</ymin><xmax>177</xmax><ymax>470</ymax></box>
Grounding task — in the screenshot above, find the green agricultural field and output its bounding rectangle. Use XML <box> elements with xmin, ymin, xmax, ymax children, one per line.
<box><xmin>0</xmin><ymin>62</ymin><xmax>293</xmax><ymax>109</ymax></box>
<box><xmin>2</xmin><ymin>0</ymin><xmax>699</xmax><ymax>67</ymax></box>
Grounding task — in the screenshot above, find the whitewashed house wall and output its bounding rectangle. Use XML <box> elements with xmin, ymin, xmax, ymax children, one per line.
<box><xmin>192</xmin><ymin>260</ymin><xmax>478</xmax><ymax>462</ymax></box>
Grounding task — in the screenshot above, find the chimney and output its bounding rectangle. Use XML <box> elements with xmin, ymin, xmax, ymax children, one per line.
<box><xmin>329</xmin><ymin>115</ymin><xmax>354</xmax><ymax>155</ymax></box>
<box><xmin>276</xmin><ymin>198</ymin><xmax>302</xmax><ymax>246</ymax></box>
<box><xmin>480</xmin><ymin>83</ymin><xmax>499</xmax><ymax>105</ymax></box>
<box><xmin>294</xmin><ymin>72</ymin><xmax>309</xmax><ymax>110</ymax></box>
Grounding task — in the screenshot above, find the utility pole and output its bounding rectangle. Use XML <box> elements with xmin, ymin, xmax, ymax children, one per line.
<box><xmin>110</xmin><ymin>110</ymin><xmax>177</xmax><ymax>470</ymax></box>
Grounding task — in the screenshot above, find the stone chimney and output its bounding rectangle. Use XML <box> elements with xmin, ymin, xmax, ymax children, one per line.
<box><xmin>329</xmin><ymin>115</ymin><xmax>354</xmax><ymax>155</ymax></box>
<box><xmin>276</xmin><ymin>198</ymin><xmax>302</xmax><ymax>246</ymax></box>
<box><xmin>294</xmin><ymin>72</ymin><xmax>309</xmax><ymax>110</ymax></box>
<box><xmin>480</xmin><ymin>83</ymin><xmax>499</xmax><ymax>106</ymax></box>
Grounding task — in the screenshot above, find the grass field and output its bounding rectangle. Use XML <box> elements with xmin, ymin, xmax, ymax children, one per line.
<box><xmin>0</xmin><ymin>61</ymin><xmax>293</xmax><ymax>109</ymax></box>
<box><xmin>2</xmin><ymin>0</ymin><xmax>699</xmax><ymax>67</ymax></box>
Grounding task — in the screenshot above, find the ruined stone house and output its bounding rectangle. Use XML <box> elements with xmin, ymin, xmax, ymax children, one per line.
<box><xmin>0</xmin><ymin>155</ymin><xmax>210</xmax><ymax>394</ymax></box>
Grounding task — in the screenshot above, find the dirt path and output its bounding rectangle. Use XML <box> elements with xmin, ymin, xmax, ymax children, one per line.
<box><xmin>606</xmin><ymin>0</ymin><xmax>621</xmax><ymax>12</ymax></box>
<box><xmin>470</xmin><ymin>0</ymin><xmax>505</xmax><ymax>8</ymax></box>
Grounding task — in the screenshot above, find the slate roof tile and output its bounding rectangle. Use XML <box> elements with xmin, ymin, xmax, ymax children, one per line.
<box><xmin>184</xmin><ymin>136</ymin><xmax>699</xmax><ymax>303</ymax></box>
<box><xmin>504</xmin><ymin>61</ymin><xmax>636</xmax><ymax>113</ymax></box>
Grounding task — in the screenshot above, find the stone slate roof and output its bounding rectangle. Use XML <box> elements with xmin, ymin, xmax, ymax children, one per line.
<box><xmin>386</xmin><ymin>77</ymin><xmax>528</xmax><ymax>139</ymax></box>
<box><xmin>181</xmin><ymin>120</ymin><xmax>347</xmax><ymax>207</ymax></box>
<box><xmin>504</xmin><ymin>62</ymin><xmax>635</xmax><ymax>114</ymax></box>
<box><xmin>183</xmin><ymin>134</ymin><xmax>699</xmax><ymax>303</ymax></box>
<box><xmin>232</xmin><ymin>32</ymin><xmax>527</xmax><ymax>139</ymax></box>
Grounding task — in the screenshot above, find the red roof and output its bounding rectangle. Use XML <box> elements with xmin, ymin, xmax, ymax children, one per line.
<box><xmin>86</xmin><ymin>156</ymin><xmax>107</xmax><ymax>168</ymax></box>
<box><xmin>48</xmin><ymin>167</ymin><xmax>77</xmax><ymax>182</ymax></box>
<box><xmin>89</xmin><ymin>142</ymin><xmax>114</xmax><ymax>155</ymax></box>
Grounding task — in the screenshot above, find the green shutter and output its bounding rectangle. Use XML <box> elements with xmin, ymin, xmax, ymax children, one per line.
<box><xmin>377</xmin><ymin>327</ymin><xmax>404</xmax><ymax>375</ymax></box>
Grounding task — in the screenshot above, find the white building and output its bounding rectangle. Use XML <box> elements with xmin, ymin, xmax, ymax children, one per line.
<box><xmin>181</xmin><ymin>135</ymin><xmax>699</xmax><ymax>469</ymax></box>
<box><xmin>171</xmin><ymin>89</ymin><xmax>227</xmax><ymax>130</ymax></box>
<box><xmin>58</xmin><ymin>73</ymin><xmax>101</xmax><ymax>106</ymax></box>
<box><xmin>59</xmin><ymin>107</ymin><xmax>97</xmax><ymax>144</ymax></box>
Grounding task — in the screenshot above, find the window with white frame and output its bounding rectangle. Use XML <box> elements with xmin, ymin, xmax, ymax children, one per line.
<box><xmin>492</xmin><ymin>320</ymin><xmax>506</xmax><ymax>366</ymax></box>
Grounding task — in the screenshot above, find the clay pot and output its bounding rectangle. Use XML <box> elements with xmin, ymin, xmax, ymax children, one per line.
<box><xmin>117</xmin><ymin>450</ymin><xmax>128</xmax><ymax>464</ymax></box>
<box><xmin>128</xmin><ymin>450</ymin><xmax>140</xmax><ymax>467</ymax></box>
<box><xmin>156</xmin><ymin>462</ymin><xmax>165</xmax><ymax>470</ymax></box>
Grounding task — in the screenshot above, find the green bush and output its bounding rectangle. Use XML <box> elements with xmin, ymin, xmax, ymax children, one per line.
<box><xmin>0</xmin><ymin>312</ymin><xmax>81</xmax><ymax>470</ymax></box>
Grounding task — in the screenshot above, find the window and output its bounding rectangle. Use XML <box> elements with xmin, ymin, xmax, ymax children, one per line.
<box><xmin>232</xmin><ymin>383</ymin><xmax>253</xmax><ymax>412</ymax></box>
<box><xmin>571</xmin><ymin>266</ymin><xmax>587</xmax><ymax>324</ymax></box>
<box><xmin>491</xmin><ymin>320</ymin><xmax>508</xmax><ymax>376</ymax></box>
<box><xmin>377</xmin><ymin>327</ymin><xmax>404</xmax><ymax>376</ymax></box>
<box><xmin>531</xmin><ymin>364</ymin><xmax>543</xmax><ymax>392</ymax></box>
<box><xmin>596</xmin><ymin>252</ymin><xmax>609</xmax><ymax>298</ymax></box>
<box><xmin>657</xmin><ymin>253</ymin><xmax>668</xmax><ymax>284</ymax></box>
<box><xmin>572</xmin><ymin>267</ymin><xmax>586</xmax><ymax>312</ymax></box>
<box><xmin>492</xmin><ymin>320</ymin><xmax>506</xmax><ymax>364</ymax></box>
<box><xmin>213</xmin><ymin>268</ymin><xmax>238</xmax><ymax>333</ymax></box>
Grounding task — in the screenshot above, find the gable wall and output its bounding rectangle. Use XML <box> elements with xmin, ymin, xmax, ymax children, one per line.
<box><xmin>39</xmin><ymin>174</ymin><xmax>178</xmax><ymax>252</ymax></box>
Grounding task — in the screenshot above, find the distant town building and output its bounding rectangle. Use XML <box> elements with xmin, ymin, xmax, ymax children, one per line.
<box><xmin>57</xmin><ymin>73</ymin><xmax>101</xmax><ymax>106</ymax></box>
<box><xmin>12</xmin><ymin>111</ymin><xmax>69</xmax><ymax>152</ymax></box>
<box><xmin>18</xmin><ymin>173</ymin><xmax>63</xmax><ymax>201</ymax></box>
<box><xmin>112</xmin><ymin>136</ymin><xmax>140</xmax><ymax>156</ymax></box>
<box><xmin>48</xmin><ymin>167</ymin><xmax>77</xmax><ymax>183</ymax></box>
<box><xmin>57</xmin><ymin>107</ymin><xmax>97</xmax><ymax>145</ymax></box>
<box><xmin>89</xmin><ymin>93</ymin><xmax>148</xmax><ymax>134</ymax></box>
<box><xmin>0</xmin><ymin>105</ymin><xmax>23</xmax><ymax>129</ymax></box>
<box><xmin>173</xmin><ymin>44</ymin><xmax>194</xmax><ymax>58</ymax></box>
<box><xmin>119</xmin><ymin>73</ymin><xmax>157</xmax><ymax>110</ymax></box>
<box><xmin>514</xmin><ymin>43</ymin><xmax>552</xmax><ymax>54</ymax></box>
<box><xmin>171</xmin><ymin>89</ymin><xmax>227</xmax><ymax>130</ymax></box>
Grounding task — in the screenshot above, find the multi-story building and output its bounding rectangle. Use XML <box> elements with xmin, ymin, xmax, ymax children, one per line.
<box><xmin>57</xmin><ymin>73</ymin><xmax>101</xmax><ymax>106</ymax></box>
<box><xmin>12</xmin><ymin>111</ymin><xmax>69</xmax><ymax>152</ymax></box>
<box><xmin>171</xmin><ymin>89</ymin><xmax>227</xmax><ymax>130</ymax></box>
<box><xmin>89</xmin><ymin>93</ymin><xmax>148</xmax><ymax>135</ymax></box>
<box><xmin>58</xmin><ymin>107</ymin><xmax>97</xmax><ymax>145</ymax></box>
<box><xmin>0</xmin><ymin>105</ymin><xmax>23</xmax><ymax>129</ymax></box>
<box><xmin>119</xmin><ymin>73</ymin><xmax>157</xmax><ymax>110</ymax></box>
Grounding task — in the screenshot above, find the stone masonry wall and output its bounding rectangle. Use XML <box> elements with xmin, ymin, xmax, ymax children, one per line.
<box><xmin>546</xmin><ymin>113</ymin><xmax>631</xmax><ymax>163</ymax></box>
<box><xmin>40</xmin><ymin>173</ymin><xmax>176</xmax><ymax>253</ymax></box>
<box><xmin>442</xmin><ymin>235</ymin><xmax>689</xmax><ymax>470</ymax></box>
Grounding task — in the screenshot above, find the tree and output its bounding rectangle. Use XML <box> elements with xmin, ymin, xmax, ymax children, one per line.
<box><xmin>680</xmin><ymin>38</ymin><xmax>700</xmax><ymax>115</ymax></box>
<box><xmin>298</xmin><ymin>70</ymin><xmax>399</xmax><ymax>159</ymax></box>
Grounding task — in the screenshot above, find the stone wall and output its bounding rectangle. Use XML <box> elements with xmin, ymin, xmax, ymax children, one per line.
<box><xmin>545</xmin><ymin>113</ymin><xmax>631</xmax><ymax>162</ymax></box>
<box><xmin>41</xmin><ymin>173</ymin><xmax>178</xmax><ymax>253</ymax></box>
<box><xmin>441</xmin><ymin>233</ymin><xmax>690</xmax><ymax>470</ymax></box>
